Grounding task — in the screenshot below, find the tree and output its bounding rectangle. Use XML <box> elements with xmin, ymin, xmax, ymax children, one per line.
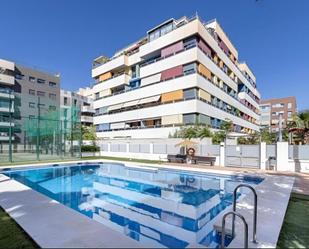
<box><xmin>260</xmin><ymin>128</ymin><xmax>276</xmax><ymax>144</ymax></box>
<box><xmin>220</xmin><ymin>119</ymin><xmax>233</xmax><ymax>137</ymax></box>
<box><xmin>197</xmin><ymin>126</ymin><xmax>212</xmax><ymax>140</ymax></box>
<box><xmin>212</xmin><ymin>131</ymin><xmax>225</xmax><ymax>144</ymax></box>
<box><xmin>288</xmin><ymin>111</ymin><xmax>309</xmax><ymax>144</ymax></box>
<box><xmin>182</xmin><ymin>126</ymin><xmax>200</xmax><ymax>139</ymax></box>
<box><xmin>82</xmin><ymin>125</ymin><xmax>97</xmax><ymax>145</ymax></box>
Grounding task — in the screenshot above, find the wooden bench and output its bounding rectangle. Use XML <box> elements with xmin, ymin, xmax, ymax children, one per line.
<box><xmin>192</xmin><ymin>156</ymin><xmax>216</xmax><ymax>166</ymax></box>
<box><xmin>167</xmin><ymin>154</ymin><xmax>186</xmax><ymax>163</ymax></box>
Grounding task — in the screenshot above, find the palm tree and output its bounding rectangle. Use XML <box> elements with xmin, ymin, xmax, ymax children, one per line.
<box><xmin>197</xmin><ymin>126</ymin><xmax>212</xmax><ymax>140</ymax></box>
<box><xmin>182</xmin><ymin>126</ymin><xmax>200</xmax><ymax>139</ymax></box>
<box><xmin>288</xmin><ymin>111</ymin><xmax>309</xmax><ymax>144</ymax></box>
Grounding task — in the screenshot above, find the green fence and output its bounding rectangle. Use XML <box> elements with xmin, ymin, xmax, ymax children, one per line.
<box><xmin>0</xmin><ymin>106</ymin><xmax>82</xmax><ymax>164</ymax></box>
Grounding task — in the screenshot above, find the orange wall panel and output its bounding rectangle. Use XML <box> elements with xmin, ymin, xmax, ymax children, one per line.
<box><xmin>99</xmin><ymin>72</ymin><xmax>112</xmax><ymax>82</ymax></box>
<box><xmin>198</xmin><ymin>64</ymin><xmax>212</xmax><ymax>79</ymax></box>
<box><xmin>161</xmin><ymin>90</ymin><xmax>183</xmax><ymax>102</ymax></box>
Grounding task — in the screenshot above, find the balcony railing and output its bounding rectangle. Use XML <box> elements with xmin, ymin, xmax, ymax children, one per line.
<box><xmin>93</xmin><ymin>72</ymin><xmax>129</xmax><ymax>86</ymax></box>
<box><xmin>0</xmin><ymin>88</ymin><xmax>13</xmax><ymax>95</ymax></box>
<box><xmin>95</xmin><ymin>94</ymin><xmax>257</xmax><ymax>126</ymax></box>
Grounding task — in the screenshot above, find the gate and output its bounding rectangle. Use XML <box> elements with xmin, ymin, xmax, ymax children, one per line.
<box><xmin>225</xmin><ymin>145</ymin><xmax>260</xmax><ymax>168</ymax></box>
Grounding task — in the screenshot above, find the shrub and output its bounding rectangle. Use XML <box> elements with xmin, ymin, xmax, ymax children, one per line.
<box><xmin>81</xmin><ymin>145</ymin><xmax>100</xmax><ymax>152</ymax></box>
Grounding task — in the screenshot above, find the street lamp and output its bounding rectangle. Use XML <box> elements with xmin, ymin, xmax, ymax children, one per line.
<box><xmin>278</xmin><ymin>113</ymin><xmax>283</xmax><ymax>142</ymax></box>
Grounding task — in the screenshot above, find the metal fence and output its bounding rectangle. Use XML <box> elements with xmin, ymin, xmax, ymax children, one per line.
<box><xmin>0</xmin><ymin>107</ymin><xmax>82</xmax><ymax>164</ymax></box>
<box><xmin>289</xmin><ymin>145</ymin><xmax>309</xmax><ymax>160</ymax></box>
<box><xmin>225</xmin><ymin>145</ymin><xmax>260</xmax><ymax>168</ymax></box>
<box><xmin>101</xmin><ymin>142</ymin><xmax>220</xmax><ymax>156</ymax></box>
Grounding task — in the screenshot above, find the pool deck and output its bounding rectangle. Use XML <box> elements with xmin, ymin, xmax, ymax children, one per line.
<box><xmin>0</xmin><ymin>159</ymin><xmax>298</xmax><ymax>248</ymax></box>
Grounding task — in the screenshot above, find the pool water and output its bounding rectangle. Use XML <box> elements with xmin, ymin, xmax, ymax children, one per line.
<box><xmin>5</xmin><ymin>163</ymin><xmax>263</xmax><ymax>248</ymax></box>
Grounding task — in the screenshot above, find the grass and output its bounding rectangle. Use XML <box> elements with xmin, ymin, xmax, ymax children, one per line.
<box><xmin>0</xmin><ymin>156</ymin><xmax>162</xmax><ymax>168</ymax></box>
<box><xmin>0</xmin><ymin>207</ymin><xmax>39</xmax><ymax>249</ymax></box>
<box><xmin>277</xmin><ymin>193</ymin><xmax>309</xmax><ymax>248</ymax></box>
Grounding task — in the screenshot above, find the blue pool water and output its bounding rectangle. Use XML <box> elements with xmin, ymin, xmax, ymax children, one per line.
<box><xmin>4</xmin><ymin>163</ymin><xmax>263</xmax><ymax>248</ymax></box>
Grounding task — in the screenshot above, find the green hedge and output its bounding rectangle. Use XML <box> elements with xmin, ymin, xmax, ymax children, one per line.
<box><xmin>81</xmin><ymin>145</ymin><xmax>100</xmax><ymax>152</ymax></box>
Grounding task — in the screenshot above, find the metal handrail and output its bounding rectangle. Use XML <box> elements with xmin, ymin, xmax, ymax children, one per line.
<box><xmin>232</xmin><ymin>184</ymin><xmax>258</xmax><ymax>243</ymax></box>
<box><xmin>221</xmin><ymin>211</ymin><xmax>248</xmax><ymax>249</ymax></box>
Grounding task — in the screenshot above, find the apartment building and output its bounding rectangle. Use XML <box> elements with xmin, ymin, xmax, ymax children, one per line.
<box><xmin>91</xmin><ymin>15</ymin><xmax>261</xmax><ymax>139</ymax></box>
<box><xmin>60</xmin><ymin>89</ymin><xmax>94</xmax><ymax>126</ymax></box>
<box><xmin>260</xmin><ymin>96</ymin><xmax>297</xmax><ymax>132</ymax></box>
<box><xmin>0</xmin><ymin>58</ymin><xmax>60</xmax><ymax>143</ymax></box>
<box><xmin>0</xmin><ymin>59</ymin><xmax>15</xmax><ymax>143</ymax></box>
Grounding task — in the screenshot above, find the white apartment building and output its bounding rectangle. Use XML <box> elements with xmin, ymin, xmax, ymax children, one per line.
<box><xmin>91</xmin><ymin>15</ymin><xmax>261</xmax><ymax>139</ymax></box>
<box><xmin>60</xmin><ymin>89</ymin><xmax>94</xmax><ymax>126</ymax></box>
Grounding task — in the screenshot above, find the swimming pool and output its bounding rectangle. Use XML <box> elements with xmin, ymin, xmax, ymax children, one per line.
<box><xmin>4</xmin><ymin>163</ymin><xmax>263</xmax><ymax>248</ymax></box>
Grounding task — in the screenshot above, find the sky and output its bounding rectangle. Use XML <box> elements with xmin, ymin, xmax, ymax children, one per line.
<box><xmin>1</xmin><ymin>0</ymin><xmax>308</xmax><ymax>110</ymax></box>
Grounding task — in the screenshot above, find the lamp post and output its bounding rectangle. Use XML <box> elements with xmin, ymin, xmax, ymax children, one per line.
<box><xmin>8</xmin><ymin>92</ymin><xmax>13</xmax><ymax>162</ymax></box>
<box><xmin>278</xmin><ymin>113</ymin><xmax>283</xmax><ymax>142</ymax></box>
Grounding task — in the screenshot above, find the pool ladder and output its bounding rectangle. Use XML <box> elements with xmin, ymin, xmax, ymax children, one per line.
<box><xmin>221</xmin><ymin>184</ymin><xmax>258</xmax><ymax>249</ymax></box>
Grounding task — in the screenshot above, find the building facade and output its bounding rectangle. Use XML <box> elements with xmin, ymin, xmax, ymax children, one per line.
<box><xmin>260</xmin><ymin>96</ymin><xmax>297</xmax><ymax>132</ymax></box>
<box><xmin>60</xmin><ymin>89</ymin><xmax>94</xmax><ymax>127</ymax></box>
<box><xmin>91</xmin><ymin>15</ymin><xmax>261</xmax><ymax>139</ymax></box>
<box><xmin>0</xmin><ymin>59</ymin><xmax>15</xmax><ymax>143</ymax></box>
<box><xmin>0</xmin><ymin>58</ymin><xmax>61</xmax><ymax>144</ymax></box>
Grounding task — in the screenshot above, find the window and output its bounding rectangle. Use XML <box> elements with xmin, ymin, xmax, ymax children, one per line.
<box><xmin>29</xmin><ymin>76</ymin><xmax>35</xmax><ymax>82</ymax></box>
<box><xmin>95</xmin><ymin>92</ymin><xmax>100</xmax><ymax>100</ymax></box>
<box><xmin>184</xmin><ymin>88</ymin><xmax>197</xmax><ymax>100</ymax></box>
<box><xmin>288</xmin><ymin>103</ymin><xmax>292</xmax><ymax>109</ymax></box>
<box><xmin>29</xmin><ymin>102</ymin><xmax>36</xmax><ymax>108</ymax></box>
<box><xmin>272</xmin><ymin>103</ymin><xmax>284</xmax><ymax>108</ymax></box>
<box><xmin>183</xmin><ymin>36</ymin><xmax>197</xmax><ymax>49</ymax></box>
<box><xmin>15</xmin><ymin>74</ymin><xmax>24</xmax><ymax>80</ymax></box>
<box><xmin>96</xmin><ymin>123</ymin><xmax>110</xmax><ymax>132</ymax></box>
<box><xmin>49</xmin><ymin>81</ymin><xmax>57</xmax><ymax>87</ymax></box>
<box><xmin>29</xmin><ymin>89</ymin><xmax>35</xmax><ymax>95</ymax></box>
<box><xmin>183</xmin><ymin>113</ymin><xmax>197</xmax><ymax>125</ymax></box>
<box><xmin>74</xmin><ymin>99</ymin><xmax>77</xmax><ymax>106</ymax></box>
<box><xmin>183</xmin><ymin>63</ymin><xmax>196</xmax><ymax>74</ymax></box>
<box><xmin>148</xmin><ymin>21</ymin><xmax>174</xmax><ymax>42</ymax></box>
<box><xmin>38</xmin><ymin>103</ymin><xmax>45</xmax><ymax>108</ymax></box>
<box><xmin>37</xmin><ymin>78</ymin><xmax>45</xmax><ymax>84</ymax></box>
<box><xmin>64</xmin><ymin>97</ymin><xmax>68</xmax><ymax>105</ymax></box>
<box><xmin>49</xmin><ymin>105</ymin><xmax>56</xmax><ymax>111</ymax></box>
<box><xmin>49</xmin><ymin>93</ymin><xmax>56</xmax><ymax>100</ymax></box>
<box><xmin>37</xmin><ymin>91</ymin><xmax>45</xmax><ymax>97</ymax></box>
<box><xmin>199</xmin><ymin>114</ymin><xmax>211</xmax><ymax>125</ymax></box>
<box><xmin>288</xmin><ymin>111</ymin><xmax>292</xmax><ymax>118</ymax></box>
<box><xmin>0</xmin><ymin>100</ymin><xmax>10</xmax><ymax>108</ymax></box>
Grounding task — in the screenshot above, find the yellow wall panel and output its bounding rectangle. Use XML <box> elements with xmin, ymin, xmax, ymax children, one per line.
<box><xmin>161</xmin><ymin>90</ymin><xmax>183</xmax><ymax>102</ymax></box>
<box><xmin>99</xmin><ymin>72</ymin><xmax>112</xmax><ymax>82</ymax></box>
<box><xmin>198</xmin><ymin>64</ymin><xmax>212</xmax><ymax>79</ymax></box>
<box><xmin>199</xmin><ymin>89</ymin><xmax>211</xmax><ymax>102</ymax></box>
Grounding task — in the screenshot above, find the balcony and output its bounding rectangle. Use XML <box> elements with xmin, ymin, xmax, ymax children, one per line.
<box><xmin>0</xmin><ymin>116</ymin><xmax>14</xmax><ymax>127</ymax></box>
<box><xmin>0</xmin><ymin>134</ymin><xmax>14</xmax><ymax>141</ymax></box>
<box><xmin>0</xmin><ymin>73</ymin><xmax>14</xmax><ymax>86</ymax></box>
<box><xmin>92</xmin><ymin>54</ymin><xmax>128</xmax><ymax>78</ymax></box>
<box><xmin>0</xmin><ymin>88</ymin><xmax>14</xmax><ymax>99</ymax></box>
<box><xmin>81</xmin><ymin>115</ymin><xmax>93</xmax><ymax>123</ymax></box>
<box><xmin>93</xmin><ymin>73</ymin><xmax>130</xmax><ymax>90</ymax></box>
<box><xmin>81</xmin><ymin>106</ymin><xmax>95</xmax><ymax>113</ymax></box>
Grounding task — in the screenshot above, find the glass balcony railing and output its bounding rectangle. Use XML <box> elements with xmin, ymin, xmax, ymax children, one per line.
<box><xmin>0</xmin><ymin>88</ymin><xmax>13</xmax><ymax>95</ymax></box>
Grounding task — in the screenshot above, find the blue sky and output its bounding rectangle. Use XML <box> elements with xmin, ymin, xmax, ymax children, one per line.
<box><xmin>1</xmin><ymin>0</ymin><xmax>308</xmax><ymax>110</ymax></box>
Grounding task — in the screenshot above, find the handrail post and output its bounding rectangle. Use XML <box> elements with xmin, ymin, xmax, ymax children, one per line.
<box><xmin>221</xmin><ymin>211</ymin><xmax>248</xmax><ymax>249</ymax></box>
<box><xmin>232</xmin><ymin>183</ymin><xmax>257</xmax><ymax>243</ymax></box>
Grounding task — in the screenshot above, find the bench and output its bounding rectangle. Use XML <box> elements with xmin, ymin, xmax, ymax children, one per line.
<box><xmin>167</xmin><ymin>154</ymin><xmax>186</xmax><ymax>163</ymax></box>
<box><xmin>192</xmin><ymin>156</ymin><xmax>216</xmax><ymax>166</ymax></box>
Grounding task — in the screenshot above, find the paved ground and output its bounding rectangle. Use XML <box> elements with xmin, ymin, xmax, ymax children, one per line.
<box><xmin>164</xmin><ymin>163</ymin><xmax>309</xmax><ymax>195</ymax></box>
